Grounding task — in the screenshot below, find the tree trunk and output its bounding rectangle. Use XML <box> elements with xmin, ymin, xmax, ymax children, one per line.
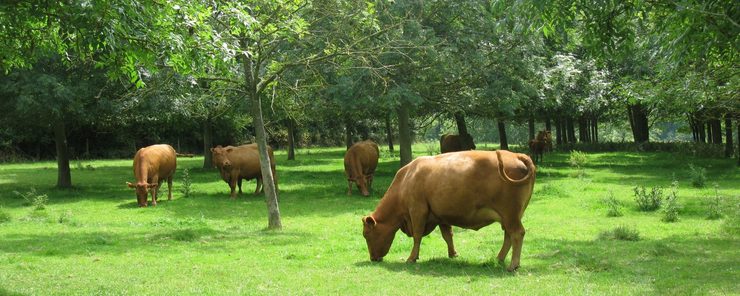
<box><xmin>555</xmin><ymin>118</ymin><xmax>563</xmax><ymax>145</ymax></box>
<box><xmin>202</xmin><ymin>121</ymin><xmax>213</xmax><ymax>169</ymax></box>
<box><xmin>578</xmin><ymin>116</ymin><xmax>588</xmax><ymax>142</ymax></box>
<box><xmin>53</xmin><ymin>118</ymin><xmax>72</xmax><ymax>188</ymax></box>
<box><xmin>628</xmin><ymin>103</ymin><xmax>649</xmax><ymax>143</ymax></box>
<box><xmin>454</xmin><ymin>112</ymin><xmax>469</xmax><ymax>136</ymax></box>
<box><xmin>724</xmin><ymin>117</ymin><xmax>733</xmax><ymax>158</ymax></box>
<box><xmin>592</xmin><ymin>118</ymin><xmax>598</xmax><ymax>143</ymax></box>
<box><xmin>385</xmin><ymin>114</ymin><xmax>394</xmax><ymax>153</ymax></box>
<box><xmin>711</xmin><ymin>119</ymin><xmax>722</xmax><ymax>145</ymax></box>
<box><xmin>566</xmin><ymin>117</ymin><xmax>576</xmax><ymax>144</ymax></box>
<box><xmin>287</xmin><ymin>118</ymin><xmax>296</xmax><ymax>161</ymax></box>
<box><xmin>698</xmin><ymin>119</ymin><xmax>706</xmax><ymax>143</ymax></box>
<box><xmin>345</xmin><ymin>117</ymin><xmax>353</xmax><ymax>149</ymax></box>
<box><xmin>737</xmin><ymin>120</ymin><xmax>739</xmax><ymax>166</ymax></box>
<box><xmin>497</xmin><ymin>120</ymin><xmax>508</xmax><ymax>150</ymax></box>
<box><xmin>398</xmin><ymin>101</ymin><xmax>413</xmax><ymax>167</ymax></box>
<box><xmin>528</xmin><ymin>117</ymin><xmax>535</xmax><ymax>140</ymax></box>
<box><xmin>545</xmin><ymin>117</ymin><xmax>552</xmax><ymax>132</ymax></box>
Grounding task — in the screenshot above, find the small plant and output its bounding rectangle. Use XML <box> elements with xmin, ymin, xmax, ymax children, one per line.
<box><xmin>424</xmin><ymin>141</ymin><xmax>438</xmax><ymax>156</ymax></box>
<box><xmin>0</xmin><ymin>208</ymin><xmax>10</xmax><ymax>223</ymax></box>
<box><xmin>661</xmin><ymin>181</ymin><xmax>681</xmax><ymax>223</ymax></box>
<box><xmin>14</xmin><ymin>188</ymin><xmax>49</xmax><ymax>210</ymax></box>
<box><xmin>634</xmin><ymin>185</ymin><xmax>663</xmax><ymax>211</ymax></box>
<box><xmin>688</xmin><ymin>164</ymin><xmax>707</xmax><ymax>188</ymax></box>
<box><xmin>598</xmin><ymin>225</ymin><xmax>640</xmax><ymax>241</ymax></box>
<box><xmin>707</xmin><ymin>183</ymin><xmax>723</xmax><ymax>220</ymax></box>
<box><xmin>180</xmin><ymin>168</ymin><xmax>192</xmax><ymax>198</ymax></box>
<box><xmin>568</xmin><ymin>150</ymin><xmax>588</xmax><ymax>168</ymax></box>
<box><xmin>604</xmin><ymin>191</ymin><xmax>623</xmax><ymax>217</ymax></box>
<box><xmin>57</xmin><ymin>210</ymin><xmax>74</xmax><ymax>224</ymax></box>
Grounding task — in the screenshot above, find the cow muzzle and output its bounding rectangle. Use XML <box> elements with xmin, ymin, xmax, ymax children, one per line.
<box><xmin>370</xmin><ymin>257</ymin><xmax>383</xmax><ymax>262</ymax></box>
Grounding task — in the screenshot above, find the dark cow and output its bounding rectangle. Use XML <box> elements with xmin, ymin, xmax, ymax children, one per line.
<box><xmin>126</xmin><ymin>144</ymin><xmax>177</xmax><ymax>207</ymax></box>
<box><xmin>362</xmin><ymin>150</ymin><xmax>536</xmax><ymax>272</ymax></box>
<box><xmin>211</xmin><ymin>144</ymin><xmax>277</xmax><ymax>199</ymax></box>
<box><xmin>344</xmin><ymin>140</ymin><xmax>380</xmax><ymax>197</ymax></box>
<box><xmin>528</xmin><ymin>130</ymin><xmax>552</xmax><ymax>163</ymax></box>
<box><xmin>440</xmin><ymin>134</ymin><xmax>476</xmax><ymax>154</ymax></box>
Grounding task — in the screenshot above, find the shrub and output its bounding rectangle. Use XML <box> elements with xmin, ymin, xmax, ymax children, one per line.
<box><xmin>180</xmin><ymin>168</ymin><xmax>192</xmax><ymax>198</ymax></box>
<box><xmin>14</xmin><ymin>188</ymin><xmax>49</xmax><ymax>210</ymax></box>
<box><xmin>424</xmin><ymin>141</ymin><xmax>438</xmax><ymax>156</ymax></box>
<box><xmin>707</xmin><ymin>183</ymin><xmax>723</xmax><ymax>220</ymax></box>
<box><xmin>634</xmin><ymin>185</ymin><xmax>663</xmax><ymax>211</ymax></box>
<box><xmin>661</xmin><ymin>181</ymin><xmax>681</xmax><ymax>223</ymax></box>
<box><xmin>604</xmin><ymin>191</ymin><xmax>623</xmax><ymax>217</ymax></box>
<box><xmin>598</xmin><ymin>225</ymin><xmax>640</xmax><ymax>241</ymax></box>
<box><xmin>688</xmin><ymin>164</ymin><xmax>707</xmax><ymax>188</ymax></box>
<box><xmin>568</xmin><ymin>150</ymin><xmax>588</xmax><ymax>168</ymax></box>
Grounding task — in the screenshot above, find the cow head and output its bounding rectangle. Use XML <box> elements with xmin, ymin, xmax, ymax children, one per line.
<box><xmin>127</xmin><ymin>182</ymin><xmax>156</xmax><ymax>207</ymax></box>
<box><xmin>362</xmin><ymin>215</ymin><xmax>396</xmax><ymax>262</ymax></box>
<box><xmin>461</xmin><ymin>133</ymin><xmax>476</xmax><ymax>150</ymax></box>
<box><xmin>210</xmin><ymin>146</ymin><xmax>234</xmax><ymax>170</ymax></box>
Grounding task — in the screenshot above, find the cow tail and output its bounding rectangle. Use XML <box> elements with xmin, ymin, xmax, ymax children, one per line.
<box><xmin>496</xmin><ymin>150</ymin><xmax>536</xmax><ymax>185</ymax></box>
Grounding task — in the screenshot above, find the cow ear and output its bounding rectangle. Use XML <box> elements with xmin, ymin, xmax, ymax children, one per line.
<box><xmin>363</xmin><ymin>216</ymin><xmax>377</xmax><ymax>227</ymax></box>
<box><xmin>126</xmin><ymin>182</ymin><xmax>135</xmax><ymax>188</ymax></box>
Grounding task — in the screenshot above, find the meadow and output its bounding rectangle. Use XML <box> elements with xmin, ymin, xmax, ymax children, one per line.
<box><xmin>0</xmin><ymin>144</ymin><xmax>738</xmax><ymax>295</ymax></box>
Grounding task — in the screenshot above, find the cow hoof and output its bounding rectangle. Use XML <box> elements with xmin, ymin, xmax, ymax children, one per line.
<box><xmin>448</xmin><ymin>252</ymin><xmax>458</xmax><ymax>258</ymax></box>
<box><xmin>507</xmin><ymin>265</ymin><xmax>519</xmax><ymax>272</ymax></box>
<box><xmin>406</xmin><ymin>258</ymin><xmax>418</xmax><ymax>263</ymax></box>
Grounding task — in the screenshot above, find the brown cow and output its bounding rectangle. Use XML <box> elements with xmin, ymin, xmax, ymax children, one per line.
<box><xmin>529</xmin><ymin>130</ymin><xmax>552</xmax><ymax>164</ymax></box>
<box><xmin>126</xmin><ymin>144</ymin><xmax>177</xmax><ymax>207</ymax></box>
<box><xmin>537</xmin><ymin>130</ymin><xmax>553</xmax><ymax>152</ymax></box>
<box><xmin>211</xmin><ymin>144</ymin><xmax>277</xmax><ymax>199</ymax></box>
<box><xmin>440</xmin><ymin>133</ymin><xmax>476</xmax><ymax>154</ymax></box>
<box><xmin>344</xmin><ymin>140</ymin><xmax>379</xmax><ymax>197</ymax></box>
<box><xmin>361</xmin><ymin>150</ymin><xmax>536</xmax><ymax>272</ymax></box>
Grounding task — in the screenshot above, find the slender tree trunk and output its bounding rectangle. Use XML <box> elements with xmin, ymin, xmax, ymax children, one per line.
<box><xmin>287</xmin><ymin>118</ymin><xmax>296</xmax><ymax>161</ymax></box>
<box><xmin>628</xmin><ymin>103</ymin><xmax>650</xmax><ymax>143</ymax></box>
<box><xmin>242</xmin><ymin>54</ymin><xmax>281</xmax><ymax>230</ymax></box>
<box><xmin>398</xmin><ymin>101</ymin><xmax>413</xmax><ymax>167</ymax></box>
<box><xmin>566</xmin><ymin>117</ymin><xmax>576</xmax><ymax>144</ymax></box>
<box><xmin>688</xmin><ymin>114</ymin><xmax>698</xmax><ymax>142</ymax></box>
<box><xmin>202</xmin><ymin>121</ymin><xmax>213</xmax><ymax>169</ymax></box>
<box><xmin>497</xmin><ymin>120</ymin><xmax>508</xmax><ymax>150</ymax></box>
<box><xmin>385</xmin><ymin>114</ymin><xmax>394</xmax><ymax>153</ymax></box>
<box><xmin>724</xmin><ymin>117</ymin><xmax>733</xmax><ymax>158</ymax></box>
<box><xmin>592</xmin><ymin>118</ymin><xmax>598</xmax><ymax>143</ymax></box>
<box><xmin>737</xmin><ymin>120</ymin><xmax>739</xmax><ymax>166</ymax></box>
<box><xmin>454</xmin><ymin>112</ymin><xmax>469</xmax><ymax>136</ymax></box>
<box><xmin>345</xmin><ymin>117</ymin><xmax>353</xmax><ymax>149</ymax></box>
<box><xmin>698</xmin><ymin>119</ymin><xmax>706</xmax><ymax>143</ymax></box>
<box><xmin>578</xmin><ymin>116</ymin><xmax>588</xmax><ymax>142</ymax></box>
<box><xmin>545</xmin><ymin>117</ymin><xmax>552</xmax><ymax>132</ymax></box>
<box><xmin>53</xmin><ymin>118</ymin><xmax>72</xmax><ymax>188</ymax></box>
<box><xmin>555</xmin><ymin>118</ymin><xmax>563</xmax><ymax>145</ymax></box>
<box><xmin>528</xmin><ymin>117</ymin><xmax>535</xmax><ymax>140</ymax></box>
<box><xmin>711</xmin><ymin>119</ymin><xmax>722</xmax><ymax>144</ymax></box>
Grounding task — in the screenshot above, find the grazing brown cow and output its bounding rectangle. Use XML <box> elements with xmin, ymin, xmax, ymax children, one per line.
<box><xmin>211</xmin><ymin>144</ymin><xmax>277</xmax><ymax>199</ymax></box>
<box><xmin>529</xmin><ymin>130</ymin><xmax>553</xmax><ymax>164</ymax></box>
<box><xmin>126</xmin><ymin>144</ymin><xmax>177</xmax><ymax>207</ymax></box>
<box><xmin>440</xmin><ymin>134</ymin><xmax>476</xmax><ymax>154</ymax></box>
<box><xmin>536</xmin><ymin>130</ymin><xmax>553</xmax><ymax>152</ymax></box>
<box><xmin>344</xmin><ymin>140</ymin><xmax>380</xmax><ymax>197</ymax></box>
<box><xmin>362</xmin><ymin>150</ymin><xmax>536</xmax><ymax>272</ymax></box>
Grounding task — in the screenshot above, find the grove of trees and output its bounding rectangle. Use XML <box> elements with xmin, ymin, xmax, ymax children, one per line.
<box><xmin>1</xmin><ymin>1</ymin><xmax>737</xmax><ymax>228</ymax></box>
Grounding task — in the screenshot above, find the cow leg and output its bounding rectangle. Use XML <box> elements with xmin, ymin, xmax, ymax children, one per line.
<box><xmin>406</xmin><ymin>207</ymin><xmax>429</xmax><ymax>263</ymax></box>
<box><xmin>496</xmin><ymin>230</ymin><xmax>512</xmax><ymax>264</ymax></box>
<box><xmin>167</xmin><ymin>175</ymin><xmax>173</xmax><ymax>201</ymax></box>
<box><xmin>238</xmin><ymin>178</ymin><xmax>243</xmax><ymax>194</ymax></box>
<box><xmin>504</xmin><ymin>221</ymin><xmax>525</xmax><ymax>272</ymax></box>
<box><xmin>228</xmin><ymin>175</ymin><xmax>238</xmax><ymax>199</ymax></box>
<box><xmin>346</xmin><ymin>180</ymin><xmax>353</xmax><ymax>196</ymax></box>
<box><xmin>254</xmin><ymin>178</ymin><xmax>263</xmax><ymax>195</ymax></box>
<box><xmin>367</xmin><ymin>174</ymin><xmax>374</xmax><ymax>190</ymax></box>
<box><xmin>439</xmin><ymin>224</ymin><xmax>458</xmax><ymax>258</ymax></box>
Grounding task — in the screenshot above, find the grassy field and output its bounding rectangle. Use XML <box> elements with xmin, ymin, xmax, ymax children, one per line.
<box><xmin>0</xmin><ymin>144</ymin><xmax>738</xmax><ymax>295</ymax></box>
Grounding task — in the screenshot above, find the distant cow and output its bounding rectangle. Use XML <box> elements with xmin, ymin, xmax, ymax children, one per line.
<box><xmin>440</xmin><ymin>134</ymin><xmax>476</xmax><ymax>154</ymax></box>
<box><xmin>211</xmin><ymin>144</ymin><xmax>277</xmax><ymax>199</ymax></box>
<box><xmin>344</xmin><ymin>140</ymin><xmax>380</xmax><ymax>197</ymax></box>
<box><xmin>529</xmin><ymin>130</ymin><xmax>552</xmax><ymax>163</ymax></box>
<box><xmin>362</xmin><ymin>150</ymin><xmax>536</xmax><ymax>272</ymax></box>
<box><xmin>537</xmin><ymin>130</ymin><xmax>553</xmax><ymax>152</ymax></box>
<box><xmin>126</xmin><ymin>144</ymin><xmax>177</xmax><ymax>207</ymax></box>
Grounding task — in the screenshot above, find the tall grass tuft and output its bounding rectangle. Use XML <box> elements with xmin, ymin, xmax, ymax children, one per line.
<box><xmin>14</xmin><ymin>188</ymin><xmax>49</xmax><ymax>210</ymax></box>
<box><xmin>688</xmin><ymin>164</ymin><xmax>707</xmax><ymax>188</ymax></box>
<box><xmin>634</xmin><ymin>185</ymin><xmax>663</xmax><ymax>211</ymax></box>
<box><xmin>604</xmin><ymin>191</ymin><xmax>623</xmax><ymax>217</ymax></box>
<box><xmin>0</xmin><ymin>208</ymin><xmax>10</xmax><ymax>223</ymax></box>
<box><xmin>180</xmin><ymin>168</ymin><xmax>193</xmax><ymax>198</ymax></box>
<box><xmin>598</xmin><ymin>225</ymin><xmax>641</xmax><ymax>241</ymax></box>
<box><xmin>568</xmin><ymin>150</ymin><xmax>588</xmax><ymax>177</ymax></box>
<box><xmin>661</xmin><ymin>181</ymin><xmax>681</xmax><ymax>222</ymax></box>
<box><xmin>707</xmin><ymin>183</ymin><xmax>723</xmax><ymax>220</ymax></box>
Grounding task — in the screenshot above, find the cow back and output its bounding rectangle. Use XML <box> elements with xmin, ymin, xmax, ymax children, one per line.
<box><xmin>133</xmin><ymin>144</ymin><xmax>177</xmax><ymax>183</ymax></box>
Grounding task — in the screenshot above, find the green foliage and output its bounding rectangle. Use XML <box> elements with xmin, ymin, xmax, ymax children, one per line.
<box><xmin>598</xmin><ymin>225</ymin><xmax>641</xmax><ymax>241</ymax></box>
<box><xmin>13</xmin><ymin>188</ymin><xmax>48</xmax><ymax>210</ymax></box>
<box><xmin>180</xmin><ymin>168</ymin><xmax>193</xmax><ymax>198</ymax></box>
<box><xmin>661</xmin><ymin>181</ymin><xmax>681</xmax><ymax>223</ymax></box>
<box><xmin>688</xmin><ymin>164</ymin><xmax>707</xmax><ymax>188</ymax></box>
<box><xmin>722</xmin><ymin>195</ymin><xmax>740</xmax><ymax>235</ymax></box>
<box><xmin>634</xmin><ymin>185</ymin><xmax>663</xmax><ymax>212</ymax></box>
<box><xmin>707</xmin><ymin>183</ymin><xmax>723</xmax><ymax>220</ymax></box>
<box><xmin>568</xmin><ymin>150</ymin><xmax>588</xmax><ymax>168</ymax></box>
<box><xmin>0</xmin><ymin>208</ymin><xmax>10</xmax><ymax>223</ymax></box>
<box><xmin>603</xmin><ymin>191</ymin><xmax>623</xmax><ymax>217</ymax></box>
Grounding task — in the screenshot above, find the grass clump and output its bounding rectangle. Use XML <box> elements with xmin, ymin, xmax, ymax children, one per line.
<box><xmin>568</xmin><ymin>150</ymin><xmax>588</xmax><ymax>168</ymax></box>
<box><xmin>598</xmin><ymin>225</ymin><xmax>641</xmax><ymax>241</ymax></box>
<box><xmin>171</xmin><ymin>229</ymin><xmax>200</xmax><ymax>242</ymax></box>
<box><xmin>688</xmin><ymin>164</ymin><xmax>707</xmax><ymax>188</ymax></box>
<box><xmin>0</xmin><ymin>208</ymin><xmax>10</xmax><ymax>223</ymax></box>
<box><xmin>707</xmin><ymin>183</ymin><xmax>723</xmax><ymax>220</ymax></box>
<box><xmin>661</xmin><ymin>181</ymin><xmax>681</xmax><ymax>223</ymax></box>
<box><xmin>180</xmin><ymin>168</ymin><xmax>193</xmax><ymax>198</ymax></box>
<box><xmin>14</xmin><ymin>188</ymin><xmax>48</xmax><ymax>210</ymax></box>
<box><xmin>603</xmin><ymin>191</ymin><xmax>623</xmax><ymax>217</ymax></box>
<box><xmin>634</xmin><ymin>185</ymin><xmax>663</xmax><ymax>211</ymax></box>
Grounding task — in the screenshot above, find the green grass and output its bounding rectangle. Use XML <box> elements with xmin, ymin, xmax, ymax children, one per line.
<box><xmin>0</xmin><ymin>145</ymin><xmax>738</xmax><ymax>295</ymax></box>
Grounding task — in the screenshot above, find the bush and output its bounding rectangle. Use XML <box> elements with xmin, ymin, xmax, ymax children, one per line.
<box><xmin>604</xmin><ymin>191</ymin><xmax>623</xmax><ymax>217</ymax></box>
<box><xmin>707</xmin><ymin>183</ymin><xmax>723</xmax><ymax>220</ymax></box>
<box><xmin>14</xmin><ymin>188</ymin><xmax>49</xmax><ymax>210</ymax></box>
<box><xmin>598</xmin><ymin>225</ymin><xmax>641</xmax><ymax>241</ymax></box>
<box><xmin>180</xmin><ymin>168</ymin><xmax>192</xmax><ymax>198</ymax></box>
<box><xmin>688</xmin><ymin>164</ymin><xmax>707</xmax><ymax>188</ymax></box>
<box><xmin>634</xmin><ymin>185</ymin><xmax>663</xmax><ymax>211</ymax></box>
<box><xmin>568</xmin><ymin>150</ymin><xmax>588</xmax><ymax>168</ymax></box>
<box><xmin>661</xmin><ymin>181</ymin><xmax>681</xmax><ymax>223</ymax></box>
